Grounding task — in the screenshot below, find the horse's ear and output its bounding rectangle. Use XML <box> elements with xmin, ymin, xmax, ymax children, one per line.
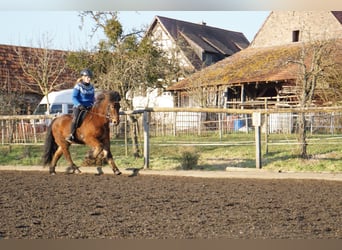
<box><xmin>116</xmin><ymin>92</ymin><xmax>121</xmax><ymax>101</ymax></box>
<box><xmin>110</xmin><ymin>91</ymin><xmax>121</xmax><ymax>102</ymax></box>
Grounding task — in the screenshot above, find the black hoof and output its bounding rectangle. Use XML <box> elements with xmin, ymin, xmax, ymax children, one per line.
<box><xmin>95</xmin><ymin>167</ymin><xmax>104</xmax><ymax>176</ymax></box>
<box><xmin>49</xmin><ymin>167</ymin><xmax>56</xmax><ymax>175</ymax></box>
<box><xmin>66</xmin><ymin>166</ymin><xmax>81</xmax><ymax>174</ymax></box>
<box><xmin>128</xmin><ymin>168</ymin><xmax>140</xmax><ymax>177</ymax></box>
<box><xmin>114</xmin><ymin>170</ymin><xmax>122</xmax><ymax>175</ymax></box>
<box><xmin>75</xmin><ymin>168</ymin><xmax>82</xmax><ymax>174</ymax></box>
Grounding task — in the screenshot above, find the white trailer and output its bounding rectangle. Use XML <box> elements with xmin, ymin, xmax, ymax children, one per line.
<box><xmin>33</xmin><ymin>89</ymin><xmax>74</xmax><ymax>115</ymax></box>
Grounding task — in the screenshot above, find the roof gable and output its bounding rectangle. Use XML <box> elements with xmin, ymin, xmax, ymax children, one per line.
<box><xmin>155</xmin><ymin>15</ymin><xmax>249</xmax><ymax>55</ymax></box>
<box><xmin>332</xmin><ymin>11</ymin><xmax>342</xmax><ymax>24</ymax></box>
<box><xmin>147</xmin><ymin>15</ymin><xmax>250</xmax><ymax>70</ymax></box>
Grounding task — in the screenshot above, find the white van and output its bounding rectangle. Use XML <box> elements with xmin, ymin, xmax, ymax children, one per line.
<box><xmin>33</xmin><ymin>89</ymin><xmax>74</xmax><ymax>115</ymax></box>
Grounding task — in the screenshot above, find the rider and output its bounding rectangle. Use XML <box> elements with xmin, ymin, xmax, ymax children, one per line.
<box><xmin>66</xmin><ymin>68</ymin><xmax>95</xmax><ymax>143</ymax></box>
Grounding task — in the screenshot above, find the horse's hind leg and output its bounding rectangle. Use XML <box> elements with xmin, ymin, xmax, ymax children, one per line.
<box><xmin>49</xmin><ymin>147</ymin><xmax>63</xmax><ymax>175</ymax></box>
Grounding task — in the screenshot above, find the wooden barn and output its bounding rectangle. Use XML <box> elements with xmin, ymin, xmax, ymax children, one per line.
<box><xmin>168</xmin><ymin>11</ymin><xmax>342</xmax><ymax>109</ymax></box>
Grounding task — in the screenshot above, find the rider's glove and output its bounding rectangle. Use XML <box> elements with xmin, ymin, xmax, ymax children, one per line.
<box><xmin>78</xmin><ymin>105</ymin><xmax>86</xmax><ymax>110</ymax></box>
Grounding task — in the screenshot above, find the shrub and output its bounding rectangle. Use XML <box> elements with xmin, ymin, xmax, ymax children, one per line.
<box><xmin>180</xmin><ymin>149</ymin><xmax>199</xmax><ymax>170</ymax></box>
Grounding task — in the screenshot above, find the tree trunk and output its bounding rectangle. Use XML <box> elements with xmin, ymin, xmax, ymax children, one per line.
<box><xmin>297</xmin><ymin>112</ymin><xmax>308</xmax><ymax>159</ymax></box>
<box><xmin>129</xmin><ymin>115</ymin><xmax>141</xmax><ymax>158</ymax></box>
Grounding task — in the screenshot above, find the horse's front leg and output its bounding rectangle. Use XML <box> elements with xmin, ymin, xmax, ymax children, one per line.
<box><xmin>93</xmin><ymin>143</ymin><xmax>121</xmax><ymax>175</ymax></box>
<box><xmin>105</xmin><ymin>149</ymin><xmax>121</xmax><ymax>175</ymax></box>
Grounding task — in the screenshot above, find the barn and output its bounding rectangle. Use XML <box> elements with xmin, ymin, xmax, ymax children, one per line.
<box><xmin>168</xmin><ymin>11</ymin><xmax>342</xmax><ymax>109</ymax></box>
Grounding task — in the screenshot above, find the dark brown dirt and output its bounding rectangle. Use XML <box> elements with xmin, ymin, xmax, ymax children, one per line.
<box><xmin>0</xmin><ymin>170</ymin><xmax>341</xmax><ymax>239</ymax></box>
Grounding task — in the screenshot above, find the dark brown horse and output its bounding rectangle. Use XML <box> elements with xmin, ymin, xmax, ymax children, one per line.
<box><xmin>43</xmin><ymin>91</ymin><xmax>122</xmax><ymax>175</ymax></box>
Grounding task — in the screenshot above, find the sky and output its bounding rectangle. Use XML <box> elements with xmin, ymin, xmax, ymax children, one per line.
<box><xmin>0</xmin><ymin>11</ymin><xmax>270</xmax><ymax>51</ymax></box>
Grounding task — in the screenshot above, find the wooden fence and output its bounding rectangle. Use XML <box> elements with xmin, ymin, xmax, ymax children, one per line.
<box><xmin>1</xmin><ymin>107</ymin><xmax>342</xmax><ymax>168</ymax></box>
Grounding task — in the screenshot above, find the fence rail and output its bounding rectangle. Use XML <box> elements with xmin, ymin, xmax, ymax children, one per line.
<box><xmin>2</xmin><ymin>107</ymin><xmax>342</xmax><ymax>143</ymax></box>
<box><xmin>1</xmin><ymin>107</ymin><xmax>342</xmax><ymax>169</ymax></box>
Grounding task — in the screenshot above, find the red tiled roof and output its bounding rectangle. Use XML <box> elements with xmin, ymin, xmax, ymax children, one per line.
<box><xmin>0</xmin><ymin>44</ymin><xmax>77</xmax><ymax>94</ymax></box>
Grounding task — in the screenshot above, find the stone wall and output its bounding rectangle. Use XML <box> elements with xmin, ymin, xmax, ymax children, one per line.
<box><xmin>251</xmin><ymin>11</ymin><xmax>342</xmax><ymax>48</ymax></box>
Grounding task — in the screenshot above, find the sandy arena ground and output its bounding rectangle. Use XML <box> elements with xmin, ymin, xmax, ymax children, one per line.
<box><xmin>0</xmin><ymin>166</ymin><xmax>341</xmax><ymax>239</ymax></box>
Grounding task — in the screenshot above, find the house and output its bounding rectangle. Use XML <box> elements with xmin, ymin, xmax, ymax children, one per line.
<box><xmin>146</xmin><ymin>15</ymin><xmax>250</xmax><ymax>74</ymax></box>
<box><xmin>168</xmin><ymin>11</ymin><xmax>342</xmax><ymax>109</ymax></box>
<box><xmin>131</xmin><ymin>15</ymin><xmax>250</xmax><ymax>110</ymax></box>
<box><xmin>251</xmin><ymin>11</ymin><xmax>342</xmax><ymax>48</ymax></box>
<box><xmin>0</xmin><ymin>44</ymin><xmax>77</xmax><ymax>114</ymax></box>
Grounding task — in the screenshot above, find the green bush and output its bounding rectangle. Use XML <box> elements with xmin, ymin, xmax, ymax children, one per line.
<box><xmin>180</xmin><ymin>150</ymin><xmax>199</xmax><ymax>170</ymax></box>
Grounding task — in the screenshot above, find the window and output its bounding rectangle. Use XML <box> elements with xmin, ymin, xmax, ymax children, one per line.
<box><xmin>292</xmin><ymin>30</ymin><xmax>300</xmax><ymax>42</ymax></box>
<box><xmin>67</xmin><ymin>104</ymin><xmax>74</xmax><ymax>114</ymax></box>
<box><xmin>203</xmin><ymin>53</ymin><xmax>213</xmax><ymax>66</ymax></box>
<box><xmin>50</xmin><ymin>104</ymin><xmax>62</xmax><ymax>114</ymax></box>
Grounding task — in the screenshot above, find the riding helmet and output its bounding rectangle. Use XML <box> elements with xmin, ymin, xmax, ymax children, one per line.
<box><xmin>80</xmin><ymin>69</ymin><xmax>93</xmax><ymax>78</ymax></box>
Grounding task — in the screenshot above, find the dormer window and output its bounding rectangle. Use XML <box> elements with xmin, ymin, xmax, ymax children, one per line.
<box><xmin>292</xmin><ymin>30</ymin><xmax>300</xmax><ymax>42</ymax></box>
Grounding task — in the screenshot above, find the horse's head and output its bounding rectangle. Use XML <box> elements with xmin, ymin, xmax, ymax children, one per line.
<box><xmin>108</xmin><ymin>91</ymin><xmax>121</xmax><ymax>126</ymax></box>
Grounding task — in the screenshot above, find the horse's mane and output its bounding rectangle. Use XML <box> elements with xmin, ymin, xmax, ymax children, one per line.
<box><xmin>94</xmin><ymin>91</ymin><xmax>121</xmax><ymax>107</ymax></box>
<box><xmin>108</xmin><ymin>91</ymin><xmax>121</xmax><ymax>102</ymax></box>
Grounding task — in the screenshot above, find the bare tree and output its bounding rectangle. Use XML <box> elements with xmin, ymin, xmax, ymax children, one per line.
<box><xmin>289</xmin><ymin>39</ymin><xmax>342</xmax><ymax>158</ymax></box>
<box><xmin>14</xmin><ymin>34</ymin><xmax>70</xmax><ymax>114</ymax></box>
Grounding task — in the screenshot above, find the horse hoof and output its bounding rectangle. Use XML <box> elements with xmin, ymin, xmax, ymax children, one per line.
<box><xmin>114</xmin><ymin>170</ymin><xmax>122</xmax><ymax>176</ymax></box>
<box><xmin>75</xmin><ymin>168</ymin><xmax>82</xmax><ymax>174</ymax></box>
<box><xmin>96</xmin><ymin>167</ymin><xmax>104</xmax><ymax>175</ymax></box>
<box><xmin>65</xmin><ymin>167</ymin><xmax>74</xmax><ymax>174</ymax></box>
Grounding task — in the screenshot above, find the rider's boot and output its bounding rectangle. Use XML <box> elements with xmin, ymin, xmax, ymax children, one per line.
<box><xmin>65</xmin><ymin>121</ymin><xmax>76</xmax><ymax>143</ymax></box>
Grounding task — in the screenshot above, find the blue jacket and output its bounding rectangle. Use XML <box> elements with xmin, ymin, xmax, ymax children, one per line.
<box><xmin>72</xmin><ymin>82</ymin><xmax>95</xmax><ymax>108</ymax></box>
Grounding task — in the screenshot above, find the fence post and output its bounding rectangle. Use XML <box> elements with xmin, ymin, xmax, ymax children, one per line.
<box><xmin>1</xmin><ymin>120</ymin><xmax>4</xmax><ymax>145</ymax></box>
<box><xmin>143</xmin><ymin>110</ymin><xmax>150</xmax><ymax>169</ymax></box>
<box><xmin>173</xmin><ymin>112</ymin><xmax>177</xmax><ymax>136</ymax></box>
<box><xmin>219</xmin><ymin>113</ymin><xmax>222</xmax><ymax>140</ymax></box>
<box><xmin>124</xmin><ymin>115</ymin><xmax>128</xmax><ymax>157</ymax></box>
<box><xmin>253</xmin><ymin>112</ymin><xmax>262</xmax><ymax>169</ymax></box>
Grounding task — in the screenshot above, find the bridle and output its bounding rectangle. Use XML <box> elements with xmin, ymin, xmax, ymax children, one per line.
<box><xmin>86</xmin><ymin>101</ymin><xmax>120</xmax><ymax>120</ymax></box>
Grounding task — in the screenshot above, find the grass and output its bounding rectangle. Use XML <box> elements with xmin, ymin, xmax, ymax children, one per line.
<box><xmin>1</xmin><ymin>133</ymin><xmax>342</xmax><ymax>173</ymax></box>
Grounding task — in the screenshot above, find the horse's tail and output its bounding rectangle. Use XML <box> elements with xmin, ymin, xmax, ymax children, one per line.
<box><xmin>42</xmin><ymin>120</ymin><xmax>58</xmax><ymax>166</ymax></box>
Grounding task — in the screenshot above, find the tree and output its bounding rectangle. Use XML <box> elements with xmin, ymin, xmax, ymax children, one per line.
<box><xmin>0</xmin><ymin>85</ymin><xmax>26</xmax><ymax>115</ymax></box>
<box><xmin>289</xmin><ymin>39</ymin><xmax>342</xmax><ymax>158</ymax></box>
<box><xmin>14</xmin><ymin>34</ymin><xmax>73</xmax><ymax>114</ymax></box>
<box><xmin>69</xmin><ymin>11</ymin><xmax>176</xmax><ymax>157</ymax></box>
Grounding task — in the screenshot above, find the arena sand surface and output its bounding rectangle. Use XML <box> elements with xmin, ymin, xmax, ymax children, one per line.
<box><xmin>0</xmin><ymin>166</ymin><xmax>341</xmax><ymax>239</ymax></box>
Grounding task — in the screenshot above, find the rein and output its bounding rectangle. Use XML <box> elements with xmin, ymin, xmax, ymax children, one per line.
<box><xmin>86</xmin><ymin>110</ymin><xmax>111</xmax><ymax>119</ymax></box>
<box><xmin>86</xmin><ymin>101</ymin><xmax>120</xmax><ymax>120</ymax></box>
